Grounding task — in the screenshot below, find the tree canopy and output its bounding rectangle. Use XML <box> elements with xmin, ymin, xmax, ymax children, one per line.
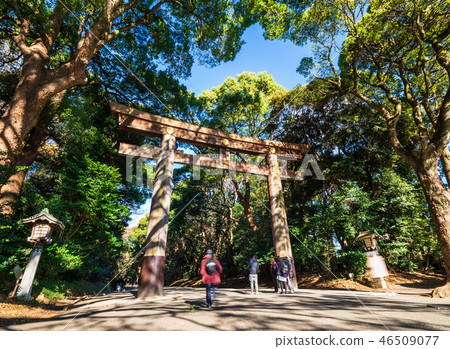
<box><xmin>0</xmin><ymin>0</ymin><xmax>255</xmax><ymax>214</ymax></box>
<box><xmin>260</xmin><ymin>0</ymin><xmax>450</xmax><ymax>297</ymax></box>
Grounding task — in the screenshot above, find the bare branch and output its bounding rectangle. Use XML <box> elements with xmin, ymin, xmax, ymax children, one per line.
<box><xmin>112</xmin><ymin>0</ymin><xmax>140</xmax><ymax>20</ymax></box>
<box><xmin>78</xmin><ymin>8</ymin><xmax>95</xmax><ymax>40</ymax></box>
<box><xmin>11</xmin><ymin>19</ymin><xmax>31</xmax><ymax>55</ymax></box>
<box><xmin>41</xmin><ymin>1</ymin><xmax>67</xmax><ymax>52</ymax></box>
<box><xmin>349</xmin><ymin>89</ymin><xmax>419</xmax><ymax>170</ymax></box>
<box><xmin>429</xmin><ymin>87</ymin><xmax>450</xmax><ymax>158</ymax></box>
<box><xmin>97</xmin><ymin>0</ymin><xmax>169</xmax><ymax>50</ymax></box>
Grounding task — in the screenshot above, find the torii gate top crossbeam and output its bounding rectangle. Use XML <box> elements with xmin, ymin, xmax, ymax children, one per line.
<box><xmin>110</xmin><ymin>101</ymin><xmax>309</xmax><ymax>158</ymax></box>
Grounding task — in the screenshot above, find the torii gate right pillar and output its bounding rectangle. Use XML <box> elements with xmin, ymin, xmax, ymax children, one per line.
<box><xmin>267</xmin><ymin>153</ymin><xmax>297</xmax><ymax>289</ymax></box>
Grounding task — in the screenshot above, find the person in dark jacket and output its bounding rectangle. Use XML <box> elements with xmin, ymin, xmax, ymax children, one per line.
<box><xmin>200</xmin><ymin>249</ymin><xmax>223</xmax><ymax>308</ymax></box>
<box><xmin>277</xmin><ymin>257</ymin><xmax>289</xmax><ymax>294</ymax></box>
<box><xmin>247</xmin><ymin>255</ymin><xmax>259</xmax><ymax>295</ymax></box>
<box><xmin>270</xmin><ymin>258</ymin><xmax>278</xmax><ymax>293</ymax></box>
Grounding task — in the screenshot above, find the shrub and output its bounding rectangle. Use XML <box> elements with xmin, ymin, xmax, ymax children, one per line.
<box><xmin>337</xmin><ymin>250</ymin><xmax>367</xmax><ymax>278</ymax></box>
<box><xmin>32</xmin><ymin>279</ymin><xmax>105</xmax><ymax>300</ymax></box>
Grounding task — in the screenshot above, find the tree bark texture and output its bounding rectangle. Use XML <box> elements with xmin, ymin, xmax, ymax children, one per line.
<box><xmin>0</xmin><ymin>113</ymin><xmax>51</xmax><ymax>215</ymax></box>
<box><xmin>440</xmin><ymin>147</ymin><xmax>450</xmax><ymax>188</ymax></box>
<box><xmin>0</xmin><ymin>39</ymin><xmax>87</xmax><ymax>216</ymax></box>
<box><xmin>0</xmin><ymin>93</ymin><xmax>66</xmax><ymax>216</ymax></box>
<box><xmin>231</xmin><ymin>178</ymin><xmax>259</xmax><ymax>233</ymax></box>
<box><xmin>0</xmin><ymin>1</ymin><xmax>126</xmax><ymax>213</ymax></box>
<box><xmin>416</xmin><ymin>161</ymin><xmax>450</xmax><ymax>297</ymax></box>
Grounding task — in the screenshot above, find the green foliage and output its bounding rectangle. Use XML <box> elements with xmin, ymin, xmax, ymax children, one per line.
<box><xmin>0</xmin><ymin>218</ymin><xmax>30</xmax><ymax>294</ymax></box>
<box><xmin>18</xmin><ymin>148</ymin><xmax>130</xmax><ymax>280</ymax></box>
<box><xmin>297</xmin><ymin>57</ymin><xmax>313</xmax><ymax>77</ymax></box>
<box><xmin>39</xmin><ymin>287</ymin><xmax>66</xmax><ymax>301</ymax></box>
<box><xmin>337</xmin><ymin>251</ymin><xmax>367</xmax><ymax>278</ymax></box>
<box><xmin>124</xmin><ymin>69</ymin><xmax>443</xmax><ymax>285</ymax></box>
<box><xmin>0</xmin><ymin>0</ymin><xmax>254</xmax><ymax>77</ymax></box>
<box><xmin>276</xmin><ymin>78</ymin><xmax>442</xmax><ymax>276</ymax></box>
<box><xmin>199</xmin><ymin>71</ymin><xmax>286</xmax><ymax>136</ymax></box>
<box><xmin>0</xmin><ymin>87</ymin><xmax>148</xmax><ymax>290</ymax></box>
<box><xmin>261</xmin><ymin>0</ymin><xmax>450</xmax><ymax>279</ymax></box>
<box><xmin>33</xmin><ymin>279</ymin><xmax>105</xmax><ymax>300</ymax></box>
<box><xmin>2</xmin><ymin>0</ymin><xmax>447</xmax><ymax>291</ymax></box>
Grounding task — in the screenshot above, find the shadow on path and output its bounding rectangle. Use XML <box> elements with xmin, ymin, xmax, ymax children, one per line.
<box><xmin>2</xmin><ymin>287</ymin><xmax>449</xmax><ymax>331</ymax></box>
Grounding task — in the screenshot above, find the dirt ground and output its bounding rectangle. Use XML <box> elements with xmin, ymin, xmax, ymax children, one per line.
<box><xmin>170</xmin><ymin>271</ymin><xmax>446</xmax><ymax>291</ymax></box>
<box><xmin>298</xmin><ymin>271</ymin><xmax>446</xmax><ymax>291</ymax></box>
<box><xmin>0</xmin><ymin>296</ymin><xmax>74</xmax><ymax>327</ymax></box>
<box><xmin>0</xmin><ymin>271</ymin><xmax>446</xmax><ymax>328</ymax></box>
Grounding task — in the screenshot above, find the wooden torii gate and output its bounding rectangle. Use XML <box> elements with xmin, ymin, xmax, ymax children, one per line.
<box><xmin>111</xmin><ymin>101</ymin><xmax>310</xmax><ymax>298</ymax></box>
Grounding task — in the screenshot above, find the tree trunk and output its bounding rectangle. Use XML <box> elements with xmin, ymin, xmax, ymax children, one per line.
<box><xmin>0</xmin><ymin>51</ymin><xmax>87</xmax><ymax>215</ymax></box>
<box><xmin>440</xmin><ymin>147</ymin><xmax>450</xmax><ymax>188</ymax></box>
<box><xmin>231</xmin><ymin>178</ymin><xmax>259</xmax><ymax>233</ymax></box>
<box><xmin>0</xmin><ymin>92</ymin><xmax>66</xmax><ymax>216</ymax></box>
<box><xmin>0</xmin><ymin>55</ymin><xmax>47</xmax><ymax>163</ymax></box>
<box><xmin>225</xmin><ymin>239</ymin><xmax>238</xmax><ymax>276</ymax></box>
<box><xmin>0</xmin><ymin>116</ymin><xmax>51</xmax><ymax>215</ymax></box>
<box><xmin>242</xmin><ymin>202</ymin><xmax>259</xmax><ymax>233</ymax></box>
<box><xmin>416</xmin><ymin>161</ymin><xmax>450</xmax><ymax>297</ymax></box>
<box><xmin>0</xmin><ymin>168</ymin><xmax>29</xmax><ymax>216</ymax></box>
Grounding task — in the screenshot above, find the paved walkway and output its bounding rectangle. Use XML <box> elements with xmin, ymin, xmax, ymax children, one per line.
<box><xmin>3</xmin><ymin>287</ymin><xmax>450</xmax><ymax>331</ymax></box>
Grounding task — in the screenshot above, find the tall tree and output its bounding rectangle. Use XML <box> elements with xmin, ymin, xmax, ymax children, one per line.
<box><xmin>0</xmin><ymin>85</ymin><xmax>146</xmax><ymax>284</ymax></box>
<box><xmin>0</xmin><ymin>0</ymin><xmax>252</xmax><ymax>214</ymax></box>
<box><xmin>270</xmin><ymin>80</ymin><xmax>439</xmax><ymax>276</ymax></box>
<box><xmin>263</xmin><ymin>0</ymin><xmax>450</xmax><ymax>297</ymax></box>
<box><xmin>199</xmin><ymin>71</ymin><xmax>286</xmax><ymax>233</ymax></box>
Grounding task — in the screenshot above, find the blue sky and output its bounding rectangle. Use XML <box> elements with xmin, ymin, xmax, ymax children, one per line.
<box><xmin>127</xmin><ymin>24</ymin><xmax>313</xmax><ymax>228</ymax></box>
<box><xmin>182</xmin><ymin>24</ymin><xmax>312</xmax><ymax>96</ymax></box>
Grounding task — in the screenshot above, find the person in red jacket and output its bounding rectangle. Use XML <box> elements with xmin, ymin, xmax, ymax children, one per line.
<box><xmin>200</xmin><ymin>249</ymin><xmax>223</xmax><ymax>308</ymax></box>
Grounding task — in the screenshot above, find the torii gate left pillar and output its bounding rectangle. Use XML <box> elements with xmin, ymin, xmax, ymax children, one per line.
<box><xmin>138</xmin><ymin>133</ymin><xmax>175</xmax><ymax>298</ymax></box>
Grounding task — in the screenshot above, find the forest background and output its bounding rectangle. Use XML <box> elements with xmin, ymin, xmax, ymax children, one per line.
<box><xmin>0</xmin><ymin>0</ymin><xmax>448</xmax><ymax>299</ymax></box>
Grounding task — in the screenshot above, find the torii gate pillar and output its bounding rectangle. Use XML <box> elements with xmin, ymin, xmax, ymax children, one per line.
<box><xmin>267</xmin><ymin>153</ymin><xmax>298</xmax><ymax>289</ymax></box>
<box><xmin>138</xmin><ymin>133</ymin><xmax>175</xmax><ymax>298</ymax></box>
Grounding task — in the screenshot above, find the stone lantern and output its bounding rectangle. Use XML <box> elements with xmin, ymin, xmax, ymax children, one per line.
<box><xmin>355</xmin><ymin>230</ymin><xmax>389</xmax><ymax>289</ymax></box>
<box><xmin>16</xmin><ymin>209</ymin><xmax>64</xmax><ymax>300</ymax></box>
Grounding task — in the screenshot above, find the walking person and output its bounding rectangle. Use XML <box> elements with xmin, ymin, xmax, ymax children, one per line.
<box><xmin>270</xmin><ymin>258</ymin><xmax>279</xmax><ymax>294</ymax></box>
<box><xmin>200</xmin><ymin>249</ymin><xmax>223</xmax><ymax>309</ymax></box>
<box><xmin>248</xmin><ymin>255</ymin><xmax>259</xmax><ymax>295</ymax></box>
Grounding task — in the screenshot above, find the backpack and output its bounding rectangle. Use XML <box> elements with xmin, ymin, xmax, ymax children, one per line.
<box><xmin>282</xmin><ymin>261</ymin><xmax>289</xmax><ymax>274</ymax></box>
<box><xmin>205</xmin><ymin>257</ymin><xmax>217</xmax><ymax>275</ymax></box>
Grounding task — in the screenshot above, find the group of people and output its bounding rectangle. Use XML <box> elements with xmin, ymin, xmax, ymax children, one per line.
<box><xmin>199</xmin><ymin>249</ymin><xmax>295</xmax><ymax>308</ymax></box>
<box><xmin>270</xmin><ymin>256</ymin><xmax>295</xmax><ymax>294</ymax></box>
